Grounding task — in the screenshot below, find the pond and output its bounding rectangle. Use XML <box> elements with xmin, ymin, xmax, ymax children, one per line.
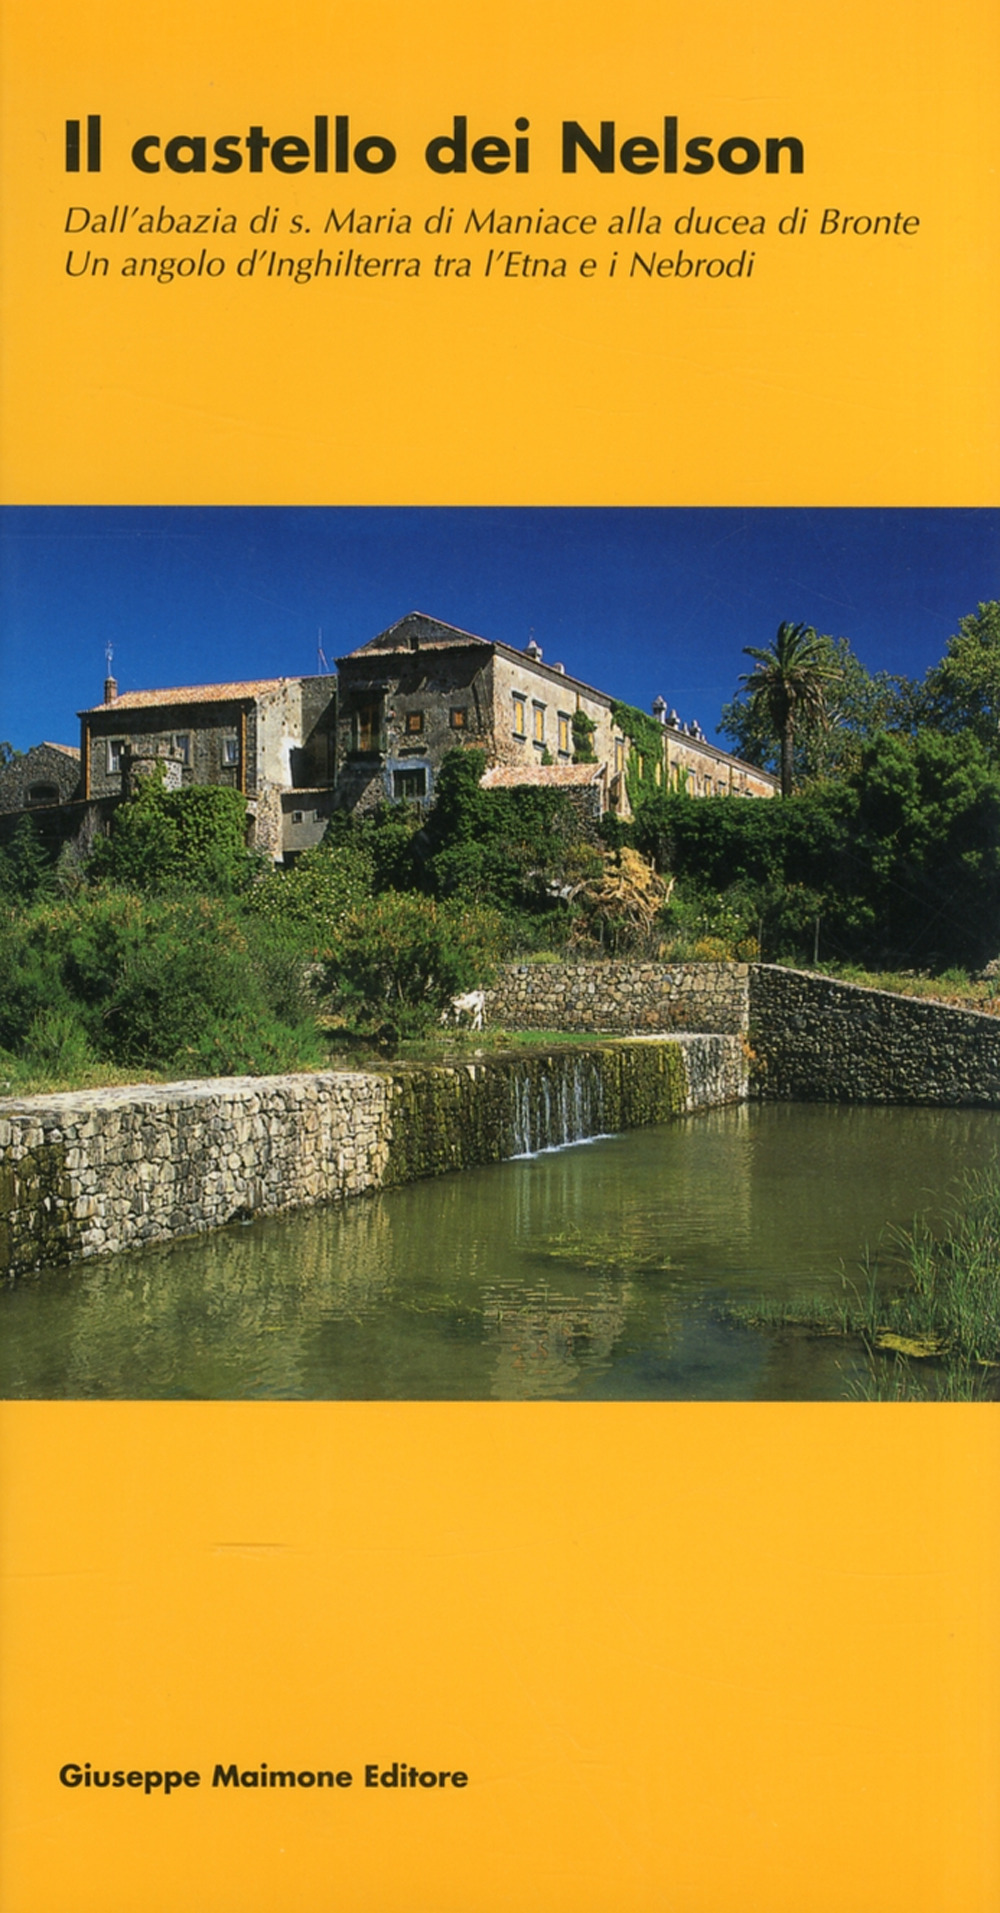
<box><xmin>3</xmin><ymin>1101</ymin><xmax>997</xmax><ymax>1401</ymax></box>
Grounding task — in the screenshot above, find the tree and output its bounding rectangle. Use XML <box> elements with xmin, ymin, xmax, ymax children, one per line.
<box><xmin>320</xmin><ymin>891</ymin><xmax>503</xmax><ymax>1037</ymax></box>
<box><xmin>0</xmin><ymin>814</ymin><xmax>56</xmax><ymax>905</ymax></box>
<box><xmin>721</xmin><ymin>632</ymin><xmax>920</xmax><ymax>784</ymax></box>
<box><xmin>735</xmin><ymin>621</ymin><xmax>839</xmax><ymax>796</ymax></box>
<box><xmin>87</xmin><ymin>776</ymin><xmax>255</xmax><ymax>894</ymax></box>
<box><xmin>922</xmin><ymin>602</ymin><xmax>1000</xmax><ymax>754</ymax></box>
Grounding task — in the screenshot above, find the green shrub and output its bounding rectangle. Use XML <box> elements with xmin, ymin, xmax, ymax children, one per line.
<box><xmin>633</xmin><ymin>730</ymin><xmax>1000</xmax><ymax>969</ymax></box>
<box><xmin>243</xmin><ymin>837</ymin><xmax>374</xmax><ymax>943</ymax></box>
<box><xmin>0</xmin><ymin>892</ymin><xmax>322</xmax><ymax>1076</ymax></box>
<box><xmin>179</xmin><ymin>1007</ymin><xmax>324</xmax><ymax>1077</ymax></box>
<box><xmin>21</xmin><ymin>1008</ymin><xmax>96</xmax><ymax>1077</ymax></box>
<box><xmin>88</xmin><ymin>779</ymin><xmax>256</xmax><ymax>894</ymax></box>
<box><xmin>322</xmin><ymin>891</ymin><xmax>503</xmax><ymax>1035</ymax></box>
<box><xmin>0</xmin><ymin>907</ymin><xmax>77</xmax><ymax>1047</ymax></box>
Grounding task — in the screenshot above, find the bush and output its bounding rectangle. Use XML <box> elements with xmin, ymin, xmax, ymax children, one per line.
<box><xmin>243</xmin><ymin>837</ymin><xmax>374</xmax><ymax>944</ymax></box>
<box><xmin>0</xmin><ymin>893</ymin><xmax>323</xmax><ymax>1075</ymax></box>
<box><xmin>633</xmin><ymin>730</ymin><xmax>1000</xmax><ymax>969</ymax></box>
<box><xmin>0</xmin><ymin>907</ymin><xmax>78</xmax><ymax>1047</ymax></box>
<box><xmin>87</xmin><ymin>779</ymin><xmax>256</xmax><ymax>894</ymax></box>
<box><xmin>20</xmin><ymin>1008</ymin><xmax>96</xmax><ymax>1077</ymax></box>
<box><xmin>321</xmin><ymin>891</ymin><xmax>504</xmax><ymax>1036</ymax></box>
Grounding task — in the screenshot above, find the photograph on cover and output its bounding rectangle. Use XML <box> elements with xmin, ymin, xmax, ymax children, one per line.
<box><xmin>1</xmin><ymin>505</ymin><xmax>998</xmax><ymax>1402</ymax></box>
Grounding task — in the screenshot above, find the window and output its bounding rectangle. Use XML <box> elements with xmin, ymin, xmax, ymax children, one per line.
<box><xmin>172</xmin><ymin>733</ymin><xmax>190</xmax><ymax>765</ymax></box>
<box><xmin>533</xmin><ymin>702</ymin><xmax>546</xmax><ymax>743</ymax></box>
<box><xmin>393</xmin><ymin>767</ymin><xmax>427</xmax><ymax>800</ymax></box>
<box><xmin>512</xmin><ymin>695</ymin><xmax>527</xmax><ymax>738</ymax></box>
<box><xmin>354</xmin><ymin>700</ymin><xmax>381</xmax><ymax>752</ymax></box>
<box><xmin>449</xmin><ymin>706</ymin><xmax>468</xmax><ymax>730</ymax></box>
<box><xmin>614</xmin><ymin>738</ymin><xmax>625</xmax><ymax>776</ymax></box>
<box><xmin>223</xmin><ymin>735</ymin><xmax>239</xmax><ymax>766</ymax></box>
<box><xmin>405</xmin><ymin>710</ymin><xmax>424</xmax><ymax>735</ymax></box>
<box><xmin>107</xmin><ymin>739</ymin><xmax>124</xmax><ymax>773</ymax></box>
<box><xmin>558</xmin><ymin>714</ymin><xmax>571</xmax><ymax>755</ymax></box>
<box><xmin>26</xmin><ymin>782</ymin><xmax>59</xmax><ymax>807</ymax></box>
<box><xmin>291</xmin><ymin>810</ymin><xmax>304</xmax><ymax>825</ymax></box>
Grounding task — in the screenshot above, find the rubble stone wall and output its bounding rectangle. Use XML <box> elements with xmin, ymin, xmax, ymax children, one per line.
<box><xmin>486</xmin><ymin>961</ymin><xmax>750</xmax><ymax>1035</ymax></box>
<box><xmin>0</xmin><ymin>1036</ymin><xmax>745</xmax><ymax>1273</ymax></box>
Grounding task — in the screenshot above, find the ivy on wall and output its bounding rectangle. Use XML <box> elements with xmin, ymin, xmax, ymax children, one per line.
<box><xmin>571</xmin><ymin>710</ymin><xmax>598</xmax><ymax>763</ymax></box>
<box><xmin>610</xmin><ymin>701</ymin><xmax>665</xmax><ymax>809</ymax></box>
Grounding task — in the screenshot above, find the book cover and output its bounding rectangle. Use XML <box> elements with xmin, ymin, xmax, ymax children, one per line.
<box><xmin>1</xmin><ymin>2</ymin><xmax>998</xmax><ymax>1910</ymax></box>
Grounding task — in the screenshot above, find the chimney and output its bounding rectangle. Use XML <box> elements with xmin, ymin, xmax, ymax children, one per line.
<box><xmin>104</xmin><ymin>675</ymin><xmax>118</xmax><ymax>704</ymax></box>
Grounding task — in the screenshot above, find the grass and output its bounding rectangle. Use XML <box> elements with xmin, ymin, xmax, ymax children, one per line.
<box><xmin>0</xmin><ymin>1027</ymin><xmax>625</xmax><ymax>1099</ymax></box>
<box><xmin>721</xmin><ymin>1168</ymin><xmax>1000</xmax><ymax>1400</ymax></box>
<box><xmin>0</xmin><ymin>1053</ymin><xmax>181</xmax><ymax>1099</ymax></box>
<box><xmin>803</xmin><ymin>962</ymin><xmax>1000</xmax><ymax>1017</ymax></box>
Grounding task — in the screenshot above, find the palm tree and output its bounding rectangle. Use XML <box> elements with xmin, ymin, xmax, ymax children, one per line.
<box><xmin>739</xmin><ymin>621</ymin><xmax>835</xmax><ymax>796</ymax></box>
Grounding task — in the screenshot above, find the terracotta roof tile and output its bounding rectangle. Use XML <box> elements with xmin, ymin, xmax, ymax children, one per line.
<box><xmin>78</xmin><ymin>679</ymin><xmax>294</xmax><ymax>715</ymax></box>
<box><xmin>481</xmin><ymin>764</ymin><xmax>604</xmax><ymax>789</ymax></box>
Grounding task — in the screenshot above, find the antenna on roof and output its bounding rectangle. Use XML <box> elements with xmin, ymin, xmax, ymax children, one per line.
<box><xmin>317</xmin><ymin>628</ymin><xmax>329</xmax><ymax>673</ymax></box>
<box><xmin>103</xmin><ymin>640</ymin><xmax>118</xmax><ymax>706</ymax></box>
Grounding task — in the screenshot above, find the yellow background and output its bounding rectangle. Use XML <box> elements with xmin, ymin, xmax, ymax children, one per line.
<box><xmin>0</xmin><ymin>0</ymin><xmax>998</xmax><ymax>504</ymax></box>
<box><xmin>1</xmin><ymin>0</ymin><xmax>999</xmax><ymax>1908</ymax></box>
<box><xmin>2</xmin><ymin>1404</ymin><xmax>999</xmax><ymax>1913</ymax></box>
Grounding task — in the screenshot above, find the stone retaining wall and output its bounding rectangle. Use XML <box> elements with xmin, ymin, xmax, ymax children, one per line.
<box><xmin>486</xmin><ymin>961</ymin><xmax>749</xmax><ymax>1034</ymax></box>
<box><xmin>0</xmin><ymin>1036</ymin><xmax>746</xmax><ymax>1274</ymax></box>
<box><xmin>7</xmin><ymin>957</ymin><xmax>995</xmax><ymax>1274</ymax></box>
<box><xmin>748</xmin><ymin>965</ymin><xmax>1000</xmax><ymax>1105</ymax></box>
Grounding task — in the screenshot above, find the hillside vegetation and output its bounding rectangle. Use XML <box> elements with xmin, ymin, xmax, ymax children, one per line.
<box><xmin>2</xmin><ymin>602</ymin><xmax>998</xmax><ymax>1092</ymax></box>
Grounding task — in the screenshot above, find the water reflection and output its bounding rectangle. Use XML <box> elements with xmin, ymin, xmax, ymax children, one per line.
<box><xmin>2</xmin><ymin>1103</ymin><xmax>997</xmax><ymax>1401</ymax></box>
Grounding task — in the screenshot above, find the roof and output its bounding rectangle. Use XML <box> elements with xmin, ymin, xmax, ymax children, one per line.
<box><xmin>78</xmin><ymin>679</ymin><xmax>297</xmax><ymax>716</ymax></box>
<box><xmin>338</xmin><ymin>611</ymin><xmax>491</xmax><ymax>662</ymax></box>
<box><xmin>491</xmin><ymin>641</ymin><xmax>613</xmax><ymax>708</ymax></box>
<box><xmin>40</xmin><ymin>742</ymin><xmax>81</xmax><ymax>758</ymax></box>
<box><xmin>339</xmin><ymin>610</ymin><xmax>616</xmax><ymax>707</ymax></box>
<box><xmin>481</xmin><ymin>764</ymin><xmax>605</xmax><ymax>790</ymax></box>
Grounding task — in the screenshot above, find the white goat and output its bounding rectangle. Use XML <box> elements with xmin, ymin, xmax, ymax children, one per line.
<box><xmin>442</xmin><ymin>989</ymin><xmax>486</xmax><ymax>1032</ymax></box>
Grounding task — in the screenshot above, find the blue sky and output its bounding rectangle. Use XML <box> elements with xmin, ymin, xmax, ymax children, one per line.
<box><xmin>1</xmin><ymin>507</ymin><xmax>996</xmax><ymax>752</ymax></box>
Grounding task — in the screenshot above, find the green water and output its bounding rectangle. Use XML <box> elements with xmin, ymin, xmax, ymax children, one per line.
<box><xmin>2</xmin><ymin>1102</ymin><xmax>997</xmax><ymax>1401</ymax></box>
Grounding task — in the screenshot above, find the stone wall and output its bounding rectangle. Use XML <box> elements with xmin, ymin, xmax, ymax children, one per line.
<box><xmin>486</xmin><ymin>962</ymin><xmax>750</xmax><ymax>1035</ymax></box>
<box><xmin>0</xmin><ymin>1036</ymin><xmax>746</xmax><ymax>1274</ymax></box>
<box><xmin>0</xmin><ymin>1072</ymin><xmax>393</xmax><ymax>1275</ymax></box>
<box><xmin>748</xmin><ymin>965</ymin><xmax>1000</xmax><ymax>1105</ymax></box>
<box><xmin>0</xmin><ymin>742</ymin><xmax>82</xmax><ymax>814</ymax></box>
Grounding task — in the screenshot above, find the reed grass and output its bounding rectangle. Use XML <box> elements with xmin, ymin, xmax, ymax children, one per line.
<box><xmin>722</xmin><ymin>1168</ymin><xmax>1000</xmax><ymax>1400</ymax></box>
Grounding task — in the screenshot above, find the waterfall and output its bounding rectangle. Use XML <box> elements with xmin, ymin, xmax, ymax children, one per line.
<box><xmin>384</xmin><ymin>1040</ymin><xmax>688</xmax><ymax>1192</ymax></box>
<box><xmin>509</xmin><ymin>1052</ymin><xmax>610</xmax><ymax>1157</ymax></box>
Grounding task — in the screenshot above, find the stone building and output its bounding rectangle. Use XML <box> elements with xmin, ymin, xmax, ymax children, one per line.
<box><xmin>77</xmin><ymin>672</ymin><xmax>337</xmax><ymax>859</ymax></box>
<box><xmin>3</xmin><ymin>613</ymin><xmax>775</xmax><ymax>864</ymax></box>
<box><xmin>334</xmin><ymin>611</ymin><xmax>777</xmax><ymax>816</ymax></box>
<box><xmin>0</xmin><ymin>742</ymin><xmax>81</xmax><ymax>813</ymax></box>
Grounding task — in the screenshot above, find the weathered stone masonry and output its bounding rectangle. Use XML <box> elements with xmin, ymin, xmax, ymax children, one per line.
<box><xmin>748</xmin><ymin>965</ymin><xmax>1000</xmax><ymax>1106</ymax></box>
<box><xmin>0</xmin><ymin>1036</ymin><xmax>745</xmax><ymax>1274</ymax></box>
<box><xmin>5</xmin><ymin>959</ymin><xmax>998</xmax><ymax>1275</ymax></box>
<box><xmin>486</xmin><ymin>961</ymin><xmax>1000</xmax><ymax>1106</ymax></box>
<box><xmin>486</xmin><ymin>962</ymin><xmax>749</xmax><ymax>1035</ymax></box>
